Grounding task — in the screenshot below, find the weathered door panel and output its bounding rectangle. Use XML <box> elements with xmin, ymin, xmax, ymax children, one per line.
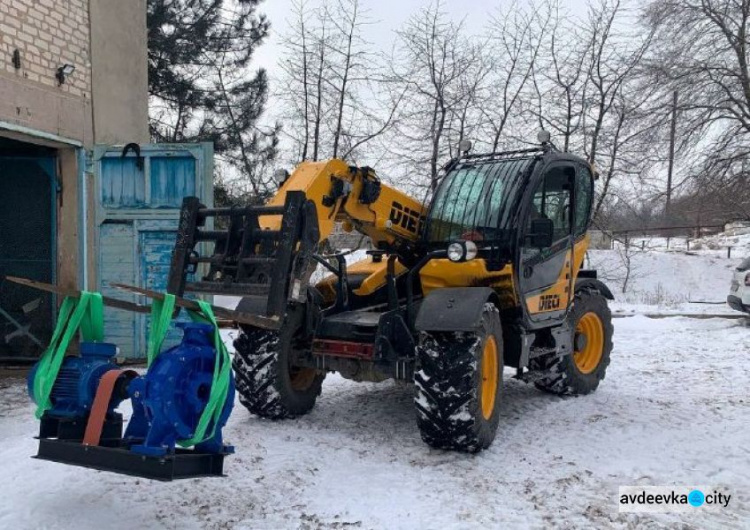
<box><xmin>98</xmin><ymin>221</ymin><xmax>138</xmax><ymax>356</ymax></box>
<box><xmin>149</xmin><ymin>156</ymin><xmax>196</xmax><ymax>207</ymax></box>
<box><xmin>137</xmin><ymin>222</ymin><xmax>191</xmax><ymax>350</ymax></box>
<box><xmin>95</xmin><ymin>143</ymin><xmax>213</xmax><ymax>359</ymax></box>
<box><xmin>100</xmin><ymin>157</ymin><xmax>145</xmax><ymax>208</ymax></box>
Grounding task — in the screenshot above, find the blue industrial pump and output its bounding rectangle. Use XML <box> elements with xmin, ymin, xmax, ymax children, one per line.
<box><xmin>28</xmin><ymin>322</ymin><xmax>234</xmax><ymax>480</ymax></box>
<box><xmin>125</xmin><ymin>323</ymin><xmax>235</xmax><ymax>457</ymax></box>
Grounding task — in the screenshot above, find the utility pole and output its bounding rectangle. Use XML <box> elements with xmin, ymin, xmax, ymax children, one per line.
<box><xmin>665</xmin><ymin>90</ymin><xmax>678</xmax><ymax>219</ymax></box>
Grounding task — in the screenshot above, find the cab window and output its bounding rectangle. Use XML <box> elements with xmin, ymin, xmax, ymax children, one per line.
<box><xmin>574</xmin><ymin>166</ymin><xmax>593</xmax><ymax>236</ymax></box>
<box><xmin>527</xmin><ymin>165</ymin><xmax>574</xmax><ymax>242</ymax></box>
<box><xmin>427</xmin><ymin>158</ymin><xmax>532</xmax><ymax>242</ymax></box>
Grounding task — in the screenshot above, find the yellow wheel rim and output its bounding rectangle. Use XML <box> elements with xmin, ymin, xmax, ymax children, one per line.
<box><xmin>480</xmin><ymin>336</ymin><xmax>499</xmax><ymax>420</ymax></box>
<box><xmin>573</xmin><ymin>312</ymin><xmax>604</xmax><ymax>374</ymax></box>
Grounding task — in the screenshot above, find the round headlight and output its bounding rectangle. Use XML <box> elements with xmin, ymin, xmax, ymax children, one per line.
<box><xmin>447</xmin><ymin>242</ymin><xmax>464</xmax><ymax>262</ymax></box>
<box><xmin>464</xmin><ymin>240</ymin><xmax>478</xmax><ymax>261</ymax></box>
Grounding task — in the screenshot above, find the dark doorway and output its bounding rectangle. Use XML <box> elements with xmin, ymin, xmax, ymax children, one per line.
<box><xmin>0</xmin><ymin>137</ymin><xmax>56</xmax><ymax>359</ymax></box>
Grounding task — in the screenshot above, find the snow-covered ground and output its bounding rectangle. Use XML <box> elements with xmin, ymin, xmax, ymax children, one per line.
<box><xmin>1</xmin><ymin>240</ymin><xmax>749</xmax><ymax>528</ymax></box>
<box><xmin>1</xmin><ymin>315</ymin><xmax>749</xmax><ymax>529</ymax></box>
<box><xmin>588</xmin><ymin>231</ymin><xmax>750</xmax><ymax>316</ymax></box>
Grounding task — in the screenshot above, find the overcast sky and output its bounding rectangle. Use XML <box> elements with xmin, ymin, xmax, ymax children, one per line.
<box><xmin>247</xmin><ymin>0</ymin><xmax>594</xmax><ymax>173</ymax></box>
<box><xmin>254</xmin><ymin>0</ymin><xmax>591</xmax><ymax>74</ymax></box>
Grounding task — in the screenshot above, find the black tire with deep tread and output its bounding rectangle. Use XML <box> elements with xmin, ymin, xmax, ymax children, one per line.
<box><xmin>530</xmin><ymin>289</ymin><xmax>613</xmax><ymax>396</ymax></box>
<box><xmin>414</xmin><ymin>304</ymin><xmax>503</xmax><ymax>453</ymax></box>
<box><xmin>232</xmin><ymin>321</ymin><xmax>324</xmax><ymax>419</ymax></box>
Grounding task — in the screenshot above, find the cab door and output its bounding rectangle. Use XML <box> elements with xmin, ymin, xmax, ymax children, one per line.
<box><xmin>518</xmin><ymin>162</ymin><xmax>576</xmax><ymax>326</ymax></box>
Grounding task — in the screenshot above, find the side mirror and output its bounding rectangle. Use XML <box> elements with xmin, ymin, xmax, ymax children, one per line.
<box><xmin>527</xmin><ymin>218</ymin><xmax>554</xmax><ymax>248</ymax></box>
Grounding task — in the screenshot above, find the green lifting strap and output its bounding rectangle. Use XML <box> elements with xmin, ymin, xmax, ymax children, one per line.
<box><xmin>32</xmin><ymin>291</ymin><xmax>105</xmax><ymax>419</ymax></box>
<box><xmin>180</xmin><ymin>301</ymin><xmax>232</xmax><ymax>447</ymax></box>
<box><xmin>148</xmin><ymin>298</ymin><xmax>231</xmax><ymax>447</ymax></box>
<box><xmin>146</xmin><ymin>293</ymin><xmax>176</xmax><ymax>367</ymax></box>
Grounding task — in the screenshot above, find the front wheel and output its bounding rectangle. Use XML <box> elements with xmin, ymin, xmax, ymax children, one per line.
<box><xmin>414</xmin><ymin>303</ymin><xmax>503</xmax><ymax>453</ymax></box>
<box><xmin>531</xmin><ymin>289</ymin><xmax>613</xmax><ymax>395</ymax></box>
<box><xmin>232</xmin><ymin>319</ymin><xmax>325</xmax><ymax>419</ymax></box>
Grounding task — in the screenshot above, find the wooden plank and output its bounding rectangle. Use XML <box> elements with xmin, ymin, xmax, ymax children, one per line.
<box><xmin>100</xmin><ymin>156</ymin><xmax>145</xmax><ymax>208</ymax></box>
<box><xmin>4</xmin><ymin>276</ymin><xmax>149</xmax><ymax>313</ymax></box>
<box><xmin>5</xmin><ymin>276</ymin><xmax>281</xmax><ymax>330</ymax></box>
<box><xmin>111</xmin><ymin>283</ymin><xmax>281</xmax><ymax>330</ymax></box>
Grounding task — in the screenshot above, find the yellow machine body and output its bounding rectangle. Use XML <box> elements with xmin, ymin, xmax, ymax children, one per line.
<box><xmin>261</xmin><ymin>158</ymin><xmax>595</xmax><ymax>318</ymax></box>
<box><xmin>261</xmin><ymin>159</ymin><xmax>426</xmax><ymax>248</ymax></box>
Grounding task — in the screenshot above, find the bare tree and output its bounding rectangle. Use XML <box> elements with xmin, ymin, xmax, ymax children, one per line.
<box><xmin>328</xmin><ymin>0</ymin><xmax>362</xmax><ymax>158</ymax></box>
<box><xmin>527</xmin><ymin>0</ymin><xmax>664</xmax><ymax>222</ymax></box>
<box><xmin>388</xmin><ymin>1</ymin><xmax>485</xmax><ymax>192</ymax></box>
<box><xmin>327</xmin><ymin>0</ymin><xmax>404</xmax><ymax>162</ymax></box>
<box><xmin>271</xmin><ymin>0</ymin><xmax>750</xmax><ymax>229</ymax></box>
<box><xmin>530</xmin><ymin>1</ymin><xmax>590</xmax><ymax>152</ymax></box>
<box><xmin>645</xmin><ymin>0</ymin><xmax>750</xmax><ymax>220</ymax></box>
<box><xmin>584</xmin><ymin>0</ymin><xmax>641</xmax><ymax>164</ymax></box>
<box><xmin>278</xmin><ymin>0</ymin><xmax>313</xmax><ymax>161</ymax></box>
<box><xmin>579</xmin><ymin>0</ymin><xmax>662</xmax><ymax>219</ymax></box>
<box><xmin>482</xmin><ymin>1</ymin><xmax>551</xmax><ymax>152</ymax></box>
<box><xmin>276</xmin><ymin>0</ymin><xmax>320</xmax><ymax>161</ymax></box>
<box><xmin>311</xmin><ymin>10</ymin><xmax>330</xmax><ymax>160</ymax></box>
<box><xmin>209</xmin><ymin>51</ymin><xmax>280</xmax><ymax>199</ymax></box>
<box><xmin>277</xmin><ymin>1</ymin><xmax>332</xmax><ymax>162</ymax></box>
<box><xmin>277</xmin><ymin>0</ymin><xmax>399</xmax><ymax>165</ymax></box>
<box><xmin>445</xmin><ymin>56</ymin><xmax>492</xmax><ymax>157</ymax></box>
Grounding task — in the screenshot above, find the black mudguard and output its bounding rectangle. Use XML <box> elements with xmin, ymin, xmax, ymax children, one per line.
<box><xmin>575</xmin><ymin>278</ymin><xmax>615</xmax><ymax>300</ymax></box>
<box><xmin>415</xmin><ymin>287</ymin><xmax>499</xmax><ymax>332</ymax></box>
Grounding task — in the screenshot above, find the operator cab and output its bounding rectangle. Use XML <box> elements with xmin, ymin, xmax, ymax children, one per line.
<box><xmin>420</xmin><ymin>135</ymin><xmax>596</xmax><ymax>328</ymax></box>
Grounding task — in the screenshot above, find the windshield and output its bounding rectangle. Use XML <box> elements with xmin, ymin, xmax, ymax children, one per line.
<box><xmin>425</xmin><ymin>157</ymin><xmax>533</xmax><ymax>243</ymax></box>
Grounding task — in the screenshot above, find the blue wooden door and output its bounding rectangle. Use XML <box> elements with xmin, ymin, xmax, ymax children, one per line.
<box><xmin>137</xmin><ymin>221</ymin><xmax>192</xmax><ymax>349</ymax></box>
<box><xmin>95</xmin><ymin>144</ymin><xmax>213</xmax><ymax>359</ymax></box>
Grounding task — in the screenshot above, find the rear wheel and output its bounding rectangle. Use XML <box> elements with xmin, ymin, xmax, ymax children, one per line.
<box><xmin>233</xmin><ymin>316</ymin><xmax>324</xmax><ymax>419</ymax></box>
<box><xmin>414</xmin><ymin>304</ymin><xmax>503</xmax><ymax>453</ymax></box>
<box><xmin>531</xmin><ymin>289</ymin><xmax>613</xmax><ymax>395</ymax></box>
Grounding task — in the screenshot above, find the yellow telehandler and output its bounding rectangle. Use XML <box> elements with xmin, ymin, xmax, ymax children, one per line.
<box><xmin>167</xmin><ymin>134</ymin><xmax>614</xmax><ymax>452</ymax></box>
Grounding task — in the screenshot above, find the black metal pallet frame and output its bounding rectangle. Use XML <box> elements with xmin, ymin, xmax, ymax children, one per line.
<box><xmin>167</xmin><ymin>191</ymin><xmax>320</xmax><ymax>318</ymax></box>
<box><xmin>35</xmin><ymin>439</ymin><xmax>228</xmax><ymax>481</ymax></box>
<box><xmin>34</xmin><ymin>414</ymin><xmax>229</xmax><ymax>481</ymax></box>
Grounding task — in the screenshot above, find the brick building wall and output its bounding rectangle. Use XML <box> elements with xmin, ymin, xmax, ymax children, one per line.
<box><xmin>0</xmin><ymin>0</ymin><xmax>148</xmax><ymax>311</ymax></box>
<box><xmin>0</xmin><ymin>0</ymin><xmax>91</xmax><ymax>98</ymax></box>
